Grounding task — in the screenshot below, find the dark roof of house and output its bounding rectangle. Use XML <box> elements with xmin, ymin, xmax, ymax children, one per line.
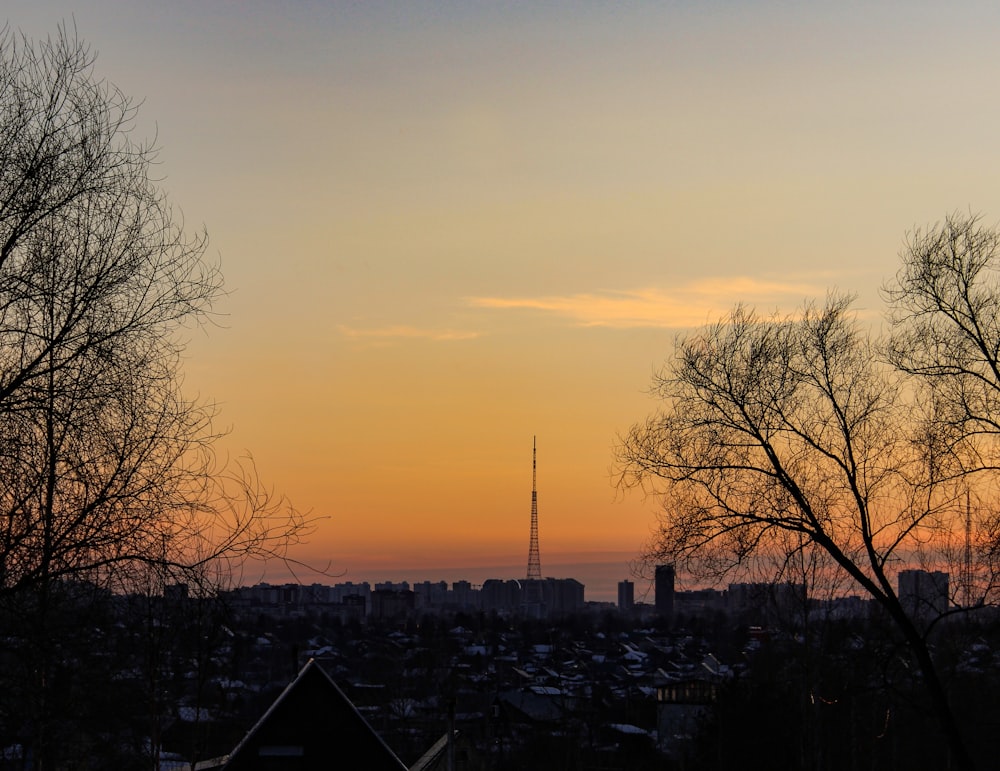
<box><xmin>497</xmin><ymin>688</ymin><xmax>565</xmax><ymax>723</ymax></box>
<box><xmin>220</xmin><ymin>658</ymin><xmax>408</xmax><ymax>771</ymax></box>
<box><xmin>407</xmin><ymin>731</ymin><xmax>456</xmax><ymax>771</ymax></box>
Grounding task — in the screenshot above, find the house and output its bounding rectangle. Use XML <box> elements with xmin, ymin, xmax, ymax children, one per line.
<box><xmin>209</xmin><ymin>659</ymin><xmax>409</xmax><ymax>770</ymax></box>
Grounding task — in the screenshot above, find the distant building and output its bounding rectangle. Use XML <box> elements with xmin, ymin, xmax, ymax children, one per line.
<box><xmin>479</xmin><ymin>578</ymin><xmax>584</xmax><ymax>617</ymax></box>
<box><xmin>451</xmin><ymin>580</ymin><xmax>478</xmax><ymax>611</ymax></box>
<box><xmin>520</xmin><ymin>578</ymin><xmax>545</xmax><ymax>618</ymax></box>
<box><xmin>370</xmin><ymin>589</ymin><xmax>414</xmax><ymax>621</ymax></box>
<box><xmin>899</xmin><ymin>569</ymin><xmax>949</xmax><ymax>619</ymax></box>
<box><xmin>220</xmin><ymin>574</ymin><xmax>581</xmax><ymax>621</ymax></box>
<box><xmin>727</xmin><ymin>582</ymin><xmax>806</xmax><ymax>625</ymax></box>
<box><xmin>481</xmin><ymin>579</ymin><xmax>522</xmax><ymax>614</ymax></box>
<box><xmin>333</xmin><ymin>593</ymin><xmax>367</xmax><ymax>623</ymax></box>
<box><xmin>331</xmin><ymin>581</ymin><xmax>372</xmax><ymax>604</ymax></box>
<box><xmin>812</xmin><ymin>594</ymin><xmax>871</xmax><ymax>621</ymax></box>
<box><xmin>540</xmin><ymin>577</ymin><xmax>584</xmax><ymax>615</ymax></box>
<box><xmin>655</xmin><ymin>565</ymin><xmax>675</xmax><ymax>619</ymax></box>
<box><xmin>414</xmin><ymin>580</ymin><xmax>449</xmax><ymax>609</ymax></box>
<box><xmin>163</xmin><ymin>583</ymin><xmax>188</xmax><ymax>601</ymax></box>
<box><xmin>374</xmin><ymin>580</ymin><xmax>410</xmax><ymax>592</ymax></box>
<box><xmin>300</xmin><ymin>583</ymin><xmax>331</xmax><ymax>604</ymax></box>
<box><xmin>673</xmin><ymin>588</ymin><xmax>725</xmax><ymax>617</ymax></box>
<box><xmin>618</xmin><ymin>580</ymin><xmax>634</xmax><ymax>612</ymax></box>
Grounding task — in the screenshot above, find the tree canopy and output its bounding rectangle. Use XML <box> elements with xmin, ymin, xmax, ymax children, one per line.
<box><xmin>0</xmin><ymin>25</ymin><xmax>308</xmax><ymax>601</ymax></box>
<box><xmin>0</xmin><ymin>23</ymin><xmax>313</xmax><ymax>768</ymax></box>
<box><xmin>617</xmin><ymin>212</ymin><xmax>1000</xmax><ymax>771</ymax></box>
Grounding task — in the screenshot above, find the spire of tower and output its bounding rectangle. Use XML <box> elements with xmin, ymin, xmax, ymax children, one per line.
<box><xmin>526</xmin><ymin>436</ymin><xmax>542</xmax><ymax>581</ymax></box>
<box><xmin>965</xmin><ymin>490</ymin><xmax>973</xmax><ymax>607</ymax></box>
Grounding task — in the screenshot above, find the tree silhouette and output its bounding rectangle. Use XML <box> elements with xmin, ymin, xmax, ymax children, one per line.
<box><xmin>0</xmin><ymin>24</ymin><xmax>309</xmax><ymax>768</ymax></box>
<box><xmin>616</xmin><ymin>216</ymin><xmax>1000</xmax><ymax>770</ymax></box>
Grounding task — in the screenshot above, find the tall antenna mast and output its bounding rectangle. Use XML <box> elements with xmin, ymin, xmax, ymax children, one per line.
<box><xmin>526</xmin><ymin>436</ymin><xmax>542</xmax><ymax>581</ymax></box>
<box><xmin>965</xmin><ymin>489</ymin><xmax>973</xmax><ymax>608</ymax></box>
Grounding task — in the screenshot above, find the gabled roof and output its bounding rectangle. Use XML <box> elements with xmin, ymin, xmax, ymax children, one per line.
<box><xmin>407</xmin><ymin>731</ymin><xmax>455</xmax><ymax>771</ymax></box>
<box><xmin>221</xmin><ymin>658</ymin><xmax>408</xmax><ymax>770</ymax></box>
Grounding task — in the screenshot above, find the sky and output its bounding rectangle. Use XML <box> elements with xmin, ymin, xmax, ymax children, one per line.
<box><xmin>8</xmin><ymin>1</ymin><xmax>1000</xmax><ymax>601</ymax></box>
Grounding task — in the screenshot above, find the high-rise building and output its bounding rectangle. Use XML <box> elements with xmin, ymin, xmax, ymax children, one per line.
<box><xmin>481</xmin><ymin>579</ymin><xmax>522</xmax><ymax>614</ymax></box>
<box><xmin>898</xmin><ymin>569</ymin><xmax>949</xmax><ymax>619</ymax></box>
<box><xmin>655</xmin><ymin>564</ymin><xmax>675</xmax><ymax>618</ymax></box>
<box><xmin>727</xmin><ymin>582</ymin><xmax>806</xmax><ymax>624</ymax></box>
<box><xmin>540</xmin><ymin>578</ymin><xmax>585</xmax><ymax>616</ymax></box>
<box><xmin>618</xmin><ymin>580</ymin><xmax>634</xmax><ymax>612</ymax></box>
<box><xmin>451</xmin><ymin>580</ymin><xmax>477</xmax><ymax>610</ymax></box>
<box><xmin>370</xmin><ymin>588</ymin><xmax>414</xmax><ymax>620</ymax></box>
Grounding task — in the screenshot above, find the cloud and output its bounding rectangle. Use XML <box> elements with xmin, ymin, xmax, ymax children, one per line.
<box><xmin>468</xmin><ymin>277</ymin><xmax>831</xmax><ymax>329</ymax></box>
<box><xmin>337</xmin><ymin>277</ymin><xmax>841</xmax><ymax>344</ymax></box>
<box><xmin>337</xmin><ymin>324</ymin><xmax>481</xmax><ymax>342</ymax></box>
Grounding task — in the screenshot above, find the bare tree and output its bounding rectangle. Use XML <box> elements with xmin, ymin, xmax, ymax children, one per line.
<box><xmin>616</xmin><ymin>294</ymin><xmax>978</xmax><ymax>769</ymax></box>
<box><xmin>885</xmin><ymin>213</ymin><xmax>1000</xmax><ymax>445</ymax></box>
<box><xmin>885</xmin><ymin>213</ymin><xmax>1000</xmax><ymax>607</ymax></box>
<box><xmin>0</xmin><ymin>24</ymin><xmax>307</xmax><ymax>596</ymax></box>
<box><xmin>0</xmin><ymin>24</ymin><xmax>310</xmax><ymax>768</ymax></box>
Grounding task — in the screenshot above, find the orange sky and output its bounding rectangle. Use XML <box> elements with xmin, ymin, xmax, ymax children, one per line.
<box><xmin>10</xmin><ymin>1</ymin><xmax>1000</xmax><ymax>599</ymax></box>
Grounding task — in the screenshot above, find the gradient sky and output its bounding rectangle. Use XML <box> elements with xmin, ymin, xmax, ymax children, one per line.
<box><xmin>9</xmin><ymin>1</ymin><xmax>1000</xmax><ymax>599</ymax></box>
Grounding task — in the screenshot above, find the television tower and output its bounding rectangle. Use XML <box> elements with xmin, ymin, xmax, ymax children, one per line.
<box><xmin>965</xmin><ymin>490</ymin><xmax>973</xmax><ymax>608</ymax></box>
<box><xmin>526</xmin><ymin>436</ymin><xmax>542</xmax><ymax>581</ymax></box>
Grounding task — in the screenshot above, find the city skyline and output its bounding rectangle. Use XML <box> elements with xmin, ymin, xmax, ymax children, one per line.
<box><xmin>9</xmin><ymin>2</ymin><xmax>1000</xmax><ymax>585</ymax></box>
<box><xmin>251</xmin><ymin>551</ymin><xmax>639</xmax><ymax>605</ymax></box>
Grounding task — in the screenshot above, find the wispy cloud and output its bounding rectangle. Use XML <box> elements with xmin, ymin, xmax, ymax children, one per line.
<box><xmin>337</xmin><ymin>324</ymin><xmax>481</xmax><ymax>342</ymax></box>
<box><xmin>468</xmin><ymin>277</ymin><xmax>830</xmax><ymax>329</ymax></box>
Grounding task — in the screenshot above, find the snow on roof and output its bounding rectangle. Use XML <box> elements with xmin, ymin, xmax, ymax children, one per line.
<box><xmin>607</xmin><ymin>723</ymin><xmax>649</xmax><ymax>736</ymax></box>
